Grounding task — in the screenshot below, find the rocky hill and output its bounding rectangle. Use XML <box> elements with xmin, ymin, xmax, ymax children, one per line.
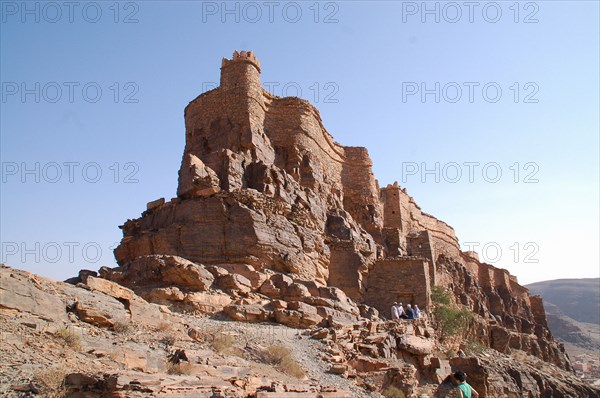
<box><xmin>526</xmin><ymin>279</ymin><xmax>600</xmax><ymax>325</ymax></box>
<box><xmin>526</xmin><ymin>279</ymin><xmax>600</xmax><ymax>384</ymax></box>
<box><xmin>543</xmin><ymin>308</ymin><xmax>599</xmax><ymax>350</ymax></box>
<box><xmin>2</xmin><ymin>51</ymin><xmax>599</xmax><ymax>397</ymax></box>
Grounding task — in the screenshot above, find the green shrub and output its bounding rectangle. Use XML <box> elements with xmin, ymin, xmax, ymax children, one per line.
<box><xmin>433</xmin><ymin>305</ymin><xmax>473</xmax><ymax>340</ymax></box>
<box><xmin>431</xmin><ymin>285</ymin><xmax>452</xmax><ymax>305</ymax></box>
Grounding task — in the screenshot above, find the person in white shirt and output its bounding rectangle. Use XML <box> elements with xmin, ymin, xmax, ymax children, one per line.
<box><xmin>396</xmin><ymin>302</ymin><xmax>405</xmax><ymax>319</ymax></box>
<box><xmin>391</xmin><ymin>302</ymin><xmax>400</xmax><ymax>320</ymax></box>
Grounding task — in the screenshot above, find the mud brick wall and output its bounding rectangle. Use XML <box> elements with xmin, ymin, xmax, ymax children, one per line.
<box><xmin>364</xmin><ymin>258</ymin><xmax>431</xmax><ymax>317</ymax></box>
<box><xmin>381</xmin><ymin>184</ymin><xmax>460</xmax><ymax>259</ymax></box>
<box><xmin>406</xmin><ymin>230</ymin><xmax>437</xmax><ymax>286</ymax></box>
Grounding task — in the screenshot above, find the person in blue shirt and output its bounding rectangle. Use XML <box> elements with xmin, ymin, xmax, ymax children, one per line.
<box><xmin>413</xmin><ymin>304</ymin><xmax>421</xmax><ymax>318</ymax></box>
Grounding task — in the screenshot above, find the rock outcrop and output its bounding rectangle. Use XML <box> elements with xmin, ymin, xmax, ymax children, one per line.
<box><xmin>305</xmin><ymin>319</ymin><xmax>599</xmax><ymax>398</ymax></box>
<box><xmin>0</xmin><ymin>265</ymin><xmax>359</xmax><ymax>397</ymax></box>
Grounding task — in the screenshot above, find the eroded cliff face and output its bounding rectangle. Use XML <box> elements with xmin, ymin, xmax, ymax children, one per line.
<box><xmin>115</xmin><ymin>51</ymin><xmax>380</xmax><ymax>299</ymax></box>
<box><xmin>112</xmin><ymin>51</ymin><xmax>571</xmax><ymax>376</ymax></box>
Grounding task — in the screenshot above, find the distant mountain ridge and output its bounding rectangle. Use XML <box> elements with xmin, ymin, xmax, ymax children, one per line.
<box><xmin>526</xmin><ymin>278</ymin><xmax>600</xmax><ymax>325</ymax></box>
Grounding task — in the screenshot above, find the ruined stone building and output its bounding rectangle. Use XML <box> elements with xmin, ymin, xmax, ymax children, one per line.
<box><xmin>113</xmin><ymin>51</ymin><xmax>570</xmax><ymax>370</ymax></box>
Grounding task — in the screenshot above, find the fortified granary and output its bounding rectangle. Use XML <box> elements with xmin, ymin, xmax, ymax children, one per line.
<box><xmin>110</xmin><ymin>50</ymin><xmax>571</xmax><ymax>375</ymax></box>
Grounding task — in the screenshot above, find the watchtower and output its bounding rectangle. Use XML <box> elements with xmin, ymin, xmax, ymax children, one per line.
<box><xmin>220</xmin><ymin>50</ymin><xmax>262</xmax><ymax>91</ymax></box>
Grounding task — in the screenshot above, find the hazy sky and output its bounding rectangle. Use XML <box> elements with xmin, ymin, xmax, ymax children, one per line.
<box><xmin>1</xmin><ymin>1</ymin><xmax>598</xmax><ymax>285</ymax></box>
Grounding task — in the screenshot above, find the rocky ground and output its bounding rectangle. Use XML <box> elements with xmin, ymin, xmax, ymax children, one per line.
<box><xmin>2</xmin><ymin>264</ymin><xmax>599</xmax><ymax>397</ymax></box>
<box><xmin>0</xmin><ymin>264</ymin><xmax>370</xmax><ymax>397</ymax></box>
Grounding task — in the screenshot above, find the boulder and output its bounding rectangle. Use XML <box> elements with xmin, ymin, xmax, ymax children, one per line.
<box><xmin>183</xmin><ymin>291</ymin><xmax>232</xmax><ymax>313</ymax></box>
<box><xmin>429</xmin><ymin>357</ymin><xmax>451</xmax><ymax>383</ymax></box>
<box><xmin>103</xmin><ymin>255</ymin><xmax>214</xmax><ymax>292</ymax></box>
<box><xmin>146</xmin><ymin>287</ymin><xmax>185</xmax><ymax>302</ymax></box>
<box><xmin>74</xmin><ymin>301</ymin><xmax>119</xmax><ymax>328</ymax></box>
<box><xmin>274</xmin><ymin>309</ymin><xmax>322</xmax><ymax>329</ymax></box>
<box><xmin>82</xmin><ymin>275</ymin><xmax>134</xmax><ymax>300</ymax></box>
<box><xmin>177</xmin><ymin>153</ymin><xmax>221</xmax><ymax>198</ymax></box>
<box><xmin>316</xmin><ymin>306</ymin><xmax>358</xmax><ymax>327</ymax></box>
<box><xmin>147</xmin><ymin>197</ymin><xmax>165</xmax><ymax>210</ymax></box>
<box><xmin>270</xmin><ymin>300</ymin><xmax>287</xmax><ymax>309</ymax></box>
<box><xmin>217</xmin><ymin>264</ymin><xmax>267</xmax><ymax>288</ymax></box>
<box><xmin>311</xmin><ymin>328</ymin><xmax>329</xmax><ymax>340</ymax></box>
<box><xmin>287</xmin><ymin>301</ymin><xmax>318</xmax><ymax>315</ymax></box>
<box><xmin>127</xmin><ymin>296</ymin><xmax>167</xmax><ymax>327</ymax></box>
<box><xmin>348</xmin><ymin>356</ymin><xmax>389</xmax><ymax>373</ymax></box>
<box><xmin>270</xmin><ymin>274</ymin><xmax>293</xmax><ymax>290</ymax></box>
<box><xmin>217</xmin><ymin>274</ymin><xmax>252</xmax><ymax>294</ymax></box>
<box><xmin>259</xmin><ymin>279</ymin><xmax>281</xmax><ymax>299</ymax></box>
<box><xmin>318</xmin><ymin>287</ymin><xmax>359</xmax><ymax>315</ymax></box>
<box><xmin>282</xmin><ymin>283</ymin><xmax>311</xmax><ymax>301</ymax></box>
<box><xmin>157</xmin><ymin>257</ymin><xmax>214</xmax><ymax>290</ymax></box>
<box><xmin>383</xmin><ymin>365</ymin><xmax>419</xmax><ymax>398</ymax></box>
<box><xmin>490</xmin><ymin>326</ymin><xmax>511</xmax><ymax>353</ymax></box>
<box><xmin>396</xmin><ymin>335</ymin><xmax>434</xmax><ymax>356</ymax></box>
<box><xmin>328</xmin><ymin>364</ymin><xmax>348</xmax><ymax>375</ymax></box>
<box><xmin>224</xmin><ymin>304</ymin><xmax>270</xmax><ymax>322</ymax></box>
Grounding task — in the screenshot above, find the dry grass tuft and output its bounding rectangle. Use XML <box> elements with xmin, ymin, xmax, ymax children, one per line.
<box><xmin>161</xmin><ymin>333</ymin><xmax>177</xmax><ymax>347</ymax></box>
<box><xmin>54</xmin><ymin>328</ymin><xmax>81</xmax><ymax>351</ymax></box>
<box><xmin>511</xmin><ymin>349</ymin><xmax>529</xmax><ymax>362</ymax></box>
<box><xmin>34</xmin><ymin>366</ymin><xmax>67</xmax><ymax>398</ymax></box>
<box><xmin>464</xmin><ymin>339</ymin><xmax>486</xmax><ymax>355</ymax></box>
<box><xmin>277</xmin><ymin>354</ymin><xmax>305</xmax><ymax>378</ymax></box>
<box><xmin>166</xmin><ymin>361</ymin><xmax>193</xmax><ymax>375</ymax></box>
<box><xmin>156</xmin><ymin>322</ymin><xmax>174</xmax><ymax>332</ymax></box>
<box><xmin>211</xmin><ymin>333</ymin><xmax>238</xmax><ymax>355</ymax></box>
<box><xmin>113</xmin><ymin>320</ymin><xmax>135</xmax><ymax>335</ymax></box>
<box><xmin>260</xmin><ymin>344</ymin><xmax>290</xmax><ymax>364</ymax></box>
<box><xmin>382</xmin><ymin>385</ymin><xmax>406</xmax><ymax>398</ymax></box>
<box><xmin>154</xmin><ymin>322</ymin><xmax>178</xmax><ymax>347</ymax></box>
<box><xmin>108</xmin><ymin>349</ymin><xmax>123</xmax><ymax>363</ymax></box>
<box><xmin>256</xmin><ymin>344</ymin><xmax>305</xmax><ymax>378</ymax></box>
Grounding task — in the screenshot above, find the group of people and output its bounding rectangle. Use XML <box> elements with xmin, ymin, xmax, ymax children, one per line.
<box><xmin>388</xmin><ymin>301</ymin><xmax>477</xmax><ymax>397</ymax></box>
<box><xmin>390</xmin><ymin>302</ymin><xmax>421</xmax><ymax>320</ymax></box>
<box><xmin>388</xmin><ymin>302</ymin><xmax>478</xmax><ymax>397</ymax></box>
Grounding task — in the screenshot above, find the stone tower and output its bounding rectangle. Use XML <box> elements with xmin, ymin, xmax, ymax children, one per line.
<box><xmin>219</xmin><ymin>50</ymin><xmax>262</xmax><ymax>92</ymax></box>
<box><xmin>179</xmin><ymin>51</ymin><xmax>275</xmax><ymax>194</ymax></box>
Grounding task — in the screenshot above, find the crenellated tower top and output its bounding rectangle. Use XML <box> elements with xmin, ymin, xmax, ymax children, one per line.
<box><xmin>221</xmin><ymin>50</ymin><xmax>261</xmax><ymax>73</ymax></box>
<box><xmin>220</xmin><ymin>50</ymin><xmax>262</xmax><ymax>91</ymax></box>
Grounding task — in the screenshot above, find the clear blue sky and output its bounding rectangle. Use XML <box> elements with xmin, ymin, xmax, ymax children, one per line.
<box><xmin>1</xmin><ymin>1</ymin><xmax>598</xmax><ymax>284</ymax></box>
